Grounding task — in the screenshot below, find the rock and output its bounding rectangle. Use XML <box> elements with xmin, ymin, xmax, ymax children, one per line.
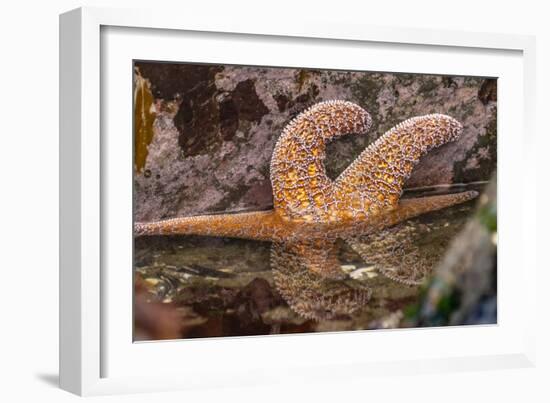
<box><xmin>134</xmin><ymin>275</ymin><xmax>206</xmax><ymax>340</ymax></box>
<box><xmin>261</xmin><ymin>306</ymin><xmax>307</xmax><ymax>326</ymax></box>
<box><xmin>411</xmin><ymin>177</ymin><xmax>497</xmax><ymax>327</ymax></box>
<box><xmin>133</xmin><ymin>63</ymin><xmax>497</xmax><ymax>221</ymax></box>
<box><xmin>368</xmin><ymin>310</ymin><xmax>404</xmax><ymax>329</ymax></box>
<box><xmin>229</xmin><ymin>278</ymin><xmax>283</xmax><ymax>333</ymax></box>
<box><xmin>134</xmin><ymin>71</ymin><xmax>156</xmax><ymax>173</ymax></box>
<box><xmin>234</xmin><ymin>278</ymin><xmax>279</xmax><ymax>315</ymax></box>
<box><xmin>349</xmin><ymin>267</ymin><xmax>377</xmax><ymax>280</ymax></box>
<box><xmin>340</xmin><ymin>264</ymin><xmax>356</xmax><ymax>273</ymax></box>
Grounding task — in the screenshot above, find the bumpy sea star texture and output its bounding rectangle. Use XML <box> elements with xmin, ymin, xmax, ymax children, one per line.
<box><xmin>134</xmin><ymin>64</ymin><xmax>496</xmax><ymax>222</ymax></box>
<box><xmin>135</xmin><ymin>100</ymin><xmax>478</xmax><ymax>319</ymax></box>
<box><xmin>135</xmin><ymin>101</ymin><xmax>473</xmax><ymax>240</ymax></box>
<box><xmin>270</xmin><ymin>100</ymin><xmax>372</xmax><ymax>221</ymax></box>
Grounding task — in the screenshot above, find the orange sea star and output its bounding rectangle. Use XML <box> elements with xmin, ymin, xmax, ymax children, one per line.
<box><xmin>135</xmin><ymin>100</ymin><xmax>477</xmax><ymax>319</ymax></box>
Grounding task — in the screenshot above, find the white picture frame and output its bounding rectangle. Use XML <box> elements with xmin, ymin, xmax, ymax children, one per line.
<box><xmin>59</xmin><ymin>6</ymin><xmax>537</xmax><ymax>396</ymax></box>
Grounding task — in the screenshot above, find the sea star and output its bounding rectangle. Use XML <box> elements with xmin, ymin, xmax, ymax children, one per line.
<box><xmin>135</xmin><ymin>100</ymin><xmax>477</xmax><ymax>319</ymax></box>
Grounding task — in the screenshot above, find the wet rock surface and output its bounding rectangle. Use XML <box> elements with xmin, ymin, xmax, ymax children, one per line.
<box><xmin>133</xmin><ymin>62</ymin><xmax>496</xmax><ymax>221</ymax></box>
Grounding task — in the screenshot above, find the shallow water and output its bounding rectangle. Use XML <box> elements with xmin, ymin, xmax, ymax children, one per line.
<box><xmin>134</xmin><ymin>183</ymin><xmax>484</xmax><ymax>341</ymax></box>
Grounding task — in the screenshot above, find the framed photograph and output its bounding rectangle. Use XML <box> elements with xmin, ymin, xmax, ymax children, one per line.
<box><xmin>60</xmin><ymin>6</ymin><xmax>537</xmax><ymax>396</ymax></box>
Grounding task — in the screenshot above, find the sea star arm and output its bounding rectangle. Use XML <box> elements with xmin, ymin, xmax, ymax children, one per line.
<box><xmin>134</xmin><ymin>210</ymin><xmax>281</xmax><ymax>241</ymax></box>
<box><xmin>380</xmin><ymin>191</ymin><xmax>478</xmax><ymax>228</ymax></box>
<box><xmin>335</xmin><ymin>114</ymin><xmax>463</xmax><ymax>213</ymax></box>
<box><xmin>270</xmin><ymin>100</ymin><xmax>371</xmax><ymax>221</ymax></box>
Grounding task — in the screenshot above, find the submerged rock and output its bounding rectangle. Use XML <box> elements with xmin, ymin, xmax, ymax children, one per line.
<box><xmin>410</xmin><ymin>177</ymin><xmax>497</xmax><ymax>327</ymax></box>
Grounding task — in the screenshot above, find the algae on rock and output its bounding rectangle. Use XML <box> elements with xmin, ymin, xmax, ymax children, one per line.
<box><xmin>134</xmin><ymin>70</ymin><xmax>156</xmax><ymax>173</ymax></box>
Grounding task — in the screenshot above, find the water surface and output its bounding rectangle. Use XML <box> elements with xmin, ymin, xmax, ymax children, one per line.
<box><xmin>134</xmin><ymin>183</ymin><xmax>483</xmax><ymax>340</ymax></box>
